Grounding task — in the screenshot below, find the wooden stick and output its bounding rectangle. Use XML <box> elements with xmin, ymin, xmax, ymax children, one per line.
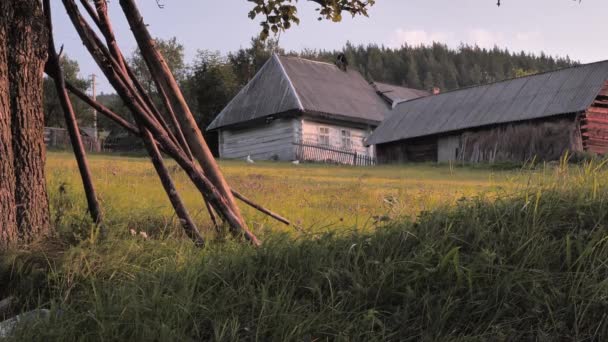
<box><xmin>56</xmin><ymin>72</ymin><xmax>283</xmax><ymax>231</ymax></box>
<box><xmin>66</xmin><ymin>4</ymin><xmax>215</xmax><ymax>245</ymax></box>
<box><xmin>119</xmin><ymin>0</ymin><xmax>251</xmax><ymax>238</ymax></box>
<box><xmin>140</xmin><ymin>127</ymin><xmax>205</xmax><ymax>246</ymax></box>
<box><xmin>204</xmin><ymin>198</ymin><xmax>220</xmax><ymax>232</ymax></box>
<box><xmin>79</xmin><ymin>0</ymin><xmax>100</xmax><ymax>27</ymax></box>
<box><xmin>82</xmin><ymin>1</ymin><xmax>181</xmax><ymax>150</ymax></box>
<box><xmin>44</xmin><ymin>68</ymin><xmax>140</xmax><ymax>136</ymax></box>
<box><xmin>92</xmin><ymin>0</ymin><xmax>216</xmax><ymax>227</ymax></box>
<box><xmin>43</xmin><ymin>0</ymin><xmax>102</xmax><ymax>225</ymax></box>
<box><xmin>61</xmin><ymin>0</ymin><xmax>260</xmax><ymax>245</ymax></box>
<box><xmin>232</xmin><ymin>190</ymin><xmax>291</xmax><ymax>226</ymax></box>
<box><xmin>152</xmin><ymin>75</ymin><xmax>194</xmax><ymax>161</ymax></box>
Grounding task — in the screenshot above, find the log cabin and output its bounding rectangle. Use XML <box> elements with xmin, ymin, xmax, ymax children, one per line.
<box><xmin>366</xmin><ymin>60</ymin><xmax>608</xmax><ymax>163</ymax></box>
<box><xmin>207</xmin><ymin>54</ymin><xmax>428</xmax><ymax>163</ymax></box>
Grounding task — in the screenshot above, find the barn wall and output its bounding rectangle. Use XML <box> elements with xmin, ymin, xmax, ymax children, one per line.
<box><xmin>437</xmin><ymin>135</ymin><xmax>460</xmax><ymax>162</ymax></box>
<box><xmin>219</xmin><ymin>118</ymin><xmax>299</xmax><ymax>160</ymax></box>
<box><xmin>459</xmin><ymin>116</ymin><xmax>581</xmax><ymax>163</ymax></box>
<box><xmin>581</xmin><ymin>81</ymin><xmax>608</xmax><ymax>154</ymax></box>
<box><xmin>377</xmin><ymin>116</ymin><xmax>582</xmax><ymax>164</ymax></box>
<box><xmin>377</xmin><ymin>136</ymin><xmax>437</xmax><ymax>163</ymax></box>
<box><xmin>301</xmin><ymin>118</ymin><xmax>374</xmax><ymax>157</ymax></box>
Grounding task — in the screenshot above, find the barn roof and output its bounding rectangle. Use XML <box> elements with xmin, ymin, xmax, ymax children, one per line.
<box><xmin>374</xmin><ymin>82</ymin><xmax>430</xmax><ymax>104</ymax></box>
<box><xmin>366</xmin><ymin>60</ymin><xmax>608</xmax><ymax>146</ymax></box>
<box><xmin>207</xmin><ymin>54</ymin><xmax>395</xmax><ymax>130</ymax></box>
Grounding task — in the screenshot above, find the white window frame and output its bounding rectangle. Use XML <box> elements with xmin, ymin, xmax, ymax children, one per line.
<box><xmin>318</xmin><ymin>127</ymin><xmax>330</xmax><ymax>146</ymax></box>
<box><xmin>341</xmin><ymin>129</ymin><xmax>352</xmax><ymax>149</ymax></box>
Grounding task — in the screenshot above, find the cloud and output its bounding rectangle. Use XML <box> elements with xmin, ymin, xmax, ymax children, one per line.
<box><xmin>388</xmin><ymin>28</ymin><xmax>544</xmax><ymax>52</ymax></box>
<box><xmin>388</xmin><ymin>29</ymin><xmax>452</xmax><ymax>48</ymax></box>
<box><xmin>467</xmin><ymin>29</ymin><xmax>505</xmax><ymax>48</ymax></box>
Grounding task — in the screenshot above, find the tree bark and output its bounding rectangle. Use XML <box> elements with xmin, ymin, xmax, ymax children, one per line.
<box><xmin>44</xmin><ymin>0</ymin><xmax>102</xmax><ymax>226</ymax></box>
<box><xmin>8</xmin><ymin>0</ymin><xmax>51</xmax><ymax>242</ymax></box>
<box><xmin>0</xmin><ymin>2</ymin><xmax>17</xmax><ymax>247</ymax></box>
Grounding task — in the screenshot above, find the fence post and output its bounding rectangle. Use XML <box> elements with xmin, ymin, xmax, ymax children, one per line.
<box><xmin>353</xmin><ymin>152</ymin><xmax>357</xmax><ymax>166</ymax></box>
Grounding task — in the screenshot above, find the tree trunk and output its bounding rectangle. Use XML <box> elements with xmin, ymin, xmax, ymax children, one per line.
<box><xmin>0</xmin><ymin>2</ymin><xmax>17</xmax><ymax>247</ymax></box>
<box><xmin>8</xmin><ymin>0</ymin><xmax>51</xmax><ymax>242</ymax></box>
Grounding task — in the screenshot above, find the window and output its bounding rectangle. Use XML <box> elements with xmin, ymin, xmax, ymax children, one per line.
<box><xmin>341</xmin><ymin>129</ymin><xmax>351</xmax><ymax>149</ymax></box>
<box><xmin>318</xmin><ymin>127</ymin><xmax>330</xmax><ymax>146</ymax></box>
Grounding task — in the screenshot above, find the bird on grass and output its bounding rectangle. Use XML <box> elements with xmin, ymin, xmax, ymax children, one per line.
<box><xmin>246</xmin><ymin>155</ymin><xmax>254</xmax><ymax>164</ymax></box>
<box><xmin>292</xmin><ymin>160</ymin><xmax>300</xmax><ymax>165</ymax></box>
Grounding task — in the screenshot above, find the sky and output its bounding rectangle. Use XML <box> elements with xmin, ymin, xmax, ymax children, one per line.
<box><xmin>50</xmin><ymin>0</ymin><xmax>608</xmax><ymax>93</ymax></box>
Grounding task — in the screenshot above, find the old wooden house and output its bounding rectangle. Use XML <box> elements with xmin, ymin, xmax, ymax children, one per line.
<box><xmin>366</xmin><ymin>60</ymin><xmax>608</xmax><ymax>163</ymax></box>
<box><xmin>207</xmin><ymin>54</ymin><xmax>428</xmax><ymax>163</ymax></box>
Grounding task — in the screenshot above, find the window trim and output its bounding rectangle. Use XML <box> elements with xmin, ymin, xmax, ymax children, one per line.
<box><xmin>341</xmin><ymin>129</ymin><xmax>352</xmax><ymax>149</ymax></box>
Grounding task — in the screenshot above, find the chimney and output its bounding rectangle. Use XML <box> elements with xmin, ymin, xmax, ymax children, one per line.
<box><xmin>432</xmin><ymin>87</ymin><xmax>441</xmax><ymax>95</ymax></box>
<box><xmin>335</xmin><ymin>53</ymin><xmax>348</xmax><ymax>72</ymax></box>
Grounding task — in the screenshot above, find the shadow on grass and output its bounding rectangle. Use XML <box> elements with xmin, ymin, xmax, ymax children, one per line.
<box><xmin>2</xmin><ymin>177</ymin><xmax>608</xmax><ymax>341</ymax></box>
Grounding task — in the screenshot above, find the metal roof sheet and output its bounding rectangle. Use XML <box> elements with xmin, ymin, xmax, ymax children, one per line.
<box><xmin>208</xmin><ymin>54</ymin><xmax>410</xmax><ymax>130</ymax></box>
<box><xmin>374</xmin><ymin>82</ymin><xmax>430</xmax><ymax>103</ymax></box>
<box><xmin>367</xmin><ymin>60</ymin><xmax>608</xmax><ymax>145</ymax></box>
<box><xmin>207</xmin><ymin>55</ymin><xmax>301</xmax><ymax>130</ymax></box>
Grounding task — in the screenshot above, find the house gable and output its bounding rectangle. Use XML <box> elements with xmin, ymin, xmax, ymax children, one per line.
<box><xmin>208</xmin><ymin>54</ymin><xmax>302</xmax><ymax>130</ymax></box>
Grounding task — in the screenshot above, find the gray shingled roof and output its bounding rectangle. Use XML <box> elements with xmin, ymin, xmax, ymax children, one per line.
<box><xmin>366</xmin><ymin>60</ymin><xmax>608</xmax><ymax>146</ymax></box>
<box><xmin>374</xmin><ymin>82</ymin><xmax>430</xmax><ymax>104</ymax></box>
<box><xmin>208</xmin><ymin>54</ymin><xmax>393</xmax><ymax>130</ymax></box>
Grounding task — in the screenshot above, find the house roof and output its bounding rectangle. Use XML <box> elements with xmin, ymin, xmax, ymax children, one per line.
<box><xmin>374</xmin><ymin>82</ymin><xmax>430</xmax><ymax>104</ymax></box>
<box><xmin>366</xmin><ymin>60</ymin><xmax>608</xmax><ymax>146</ymax></box>
<box><xmin>208</xmin><ymin>54</ymin><xmax>395</xmax><ymax>130</ymax></box>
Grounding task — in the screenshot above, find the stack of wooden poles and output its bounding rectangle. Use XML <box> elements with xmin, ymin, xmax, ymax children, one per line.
<box><xmin>43</xmin><ymin>0</ymin><xmax>291</xmax><ymax>247</ymax></box>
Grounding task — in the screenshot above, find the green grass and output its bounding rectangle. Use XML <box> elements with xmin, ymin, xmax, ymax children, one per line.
<box><xmin>45</xmin><ymin>152</ymin><xmax>539</xmax><ymax>239</ymax></box>
<box><xmin>2</xmin><ymin>153</ymin><xmax>608</xmax><ymax>340</ymax></box>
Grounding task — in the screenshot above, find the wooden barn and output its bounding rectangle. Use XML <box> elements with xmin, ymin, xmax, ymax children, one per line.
<box><xmin>366</xmin><ymin>60</ymin><xmax>608</xmax><ymax>163</ymax></box>
<box><xmin>207</xmin><ymin>54</ymin><xmax>428</xmax><ymax>164</ymax></box>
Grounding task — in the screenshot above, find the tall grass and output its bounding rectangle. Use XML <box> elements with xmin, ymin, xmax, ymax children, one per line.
<box><xmin>2</xmin><ymin>156</ymin><xmax>608</xmax><ymax>340</ymax></box>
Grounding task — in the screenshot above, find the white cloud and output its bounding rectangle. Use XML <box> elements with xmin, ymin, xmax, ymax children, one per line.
<box><xmin>388</xmin><ymin>29</ymin><xmax>452</xmax><ymax>48</ymax></box>
<box><xmin>467</xmin><ymin>29</ymin><xmax>505</xmax><ymax>48</ymax></box>
<box><xmin>388</xmin><ymin>28</ymin><xmax>544</xmax><ymax>52</ymax></box>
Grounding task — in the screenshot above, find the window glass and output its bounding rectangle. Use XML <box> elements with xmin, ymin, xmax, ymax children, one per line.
<box><xmin>341</xmin><ymin>129</ymin><xmax>351</xmax><ymax>149</ymax></box>
<box><xmin>318</xmin><ymin>127</ymin><xmax>330</xmax><ymax>146</ymax></box>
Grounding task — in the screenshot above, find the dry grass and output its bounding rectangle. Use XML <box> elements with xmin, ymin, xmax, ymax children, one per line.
<box><xmin>46</xmin><ymin>152</ymin><xmax>538</xmax><ymax>240</ymax></box>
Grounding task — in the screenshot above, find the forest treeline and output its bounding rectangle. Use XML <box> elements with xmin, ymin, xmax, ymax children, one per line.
<box><xmin>45</xmin><ymin>38</ymin><xmax>577</xmax><ymax>149</ymax></box>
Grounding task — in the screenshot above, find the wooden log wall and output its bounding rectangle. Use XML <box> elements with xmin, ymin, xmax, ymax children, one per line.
<box><xmin>581</xmin><ymin>81</ymin><xmax>608</xmax><ymax>154</ymax></box>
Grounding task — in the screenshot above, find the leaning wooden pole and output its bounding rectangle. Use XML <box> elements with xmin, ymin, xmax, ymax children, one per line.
<box><xmin>61</xmin><ymin>0</ymin><xmax>260</xmax><ymax>245</ymax></box>
<box><xmin>91</xmin><ymin>0</ymin><xmax>216</xmax><ymax>231</ymax></box>
<box><xmin>232</xmin><ymin>190</ymin><xmax>291</xmax><ymax>226</ymax></box>
<box><xmin>118</xmin><ymin>0</ymin><xmax>251</xmax><ymax>237</ymax></box>
<box><xmin>52</xmin><ymin>72</ymin><xmax>289</xmax><ymax>229</ymax></box>
<box><xmin>140</xmin><ymin>127</ymin><xmax>205</xmax><ymax>246</ymax></box>
<box><xmin>43</xmin><ymin>0</ymin><xmax>102</xmax><ymax>225</ymax></box>
<box><xmin>47</xmin><ymin>75</ymin><xmax>288</xmax><ymax>229</ymax></box>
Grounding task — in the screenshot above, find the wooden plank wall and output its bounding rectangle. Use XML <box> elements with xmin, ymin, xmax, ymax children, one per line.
<box><xmin>219</xmin><ymin>118</ymin><xmax>298</xmax><ymax>160</ymax></box>
<box><xmin>581</xmin><ymin>81</ymin><xmax>608</xmax><ymax>154</ymax></box>
<box><xmin>301</xmin><ymin>119</ymin><xmax>374</xmax><ymax>157</ymax></box>
<box><xmin>459</xmin><ymin>117</ymin><xmax>580</xmax><ymax>163</ymax></box>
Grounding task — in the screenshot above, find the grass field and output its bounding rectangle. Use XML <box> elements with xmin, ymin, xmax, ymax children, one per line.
<box><xmin>47</xmin><ymin>152</ymin><xmax>539</xmax><ymax>239</ymax></box>
<box><xmin>3</xmin><ymin>152</ymin><xmax>608</xmax><ymax>340</ymax></box>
